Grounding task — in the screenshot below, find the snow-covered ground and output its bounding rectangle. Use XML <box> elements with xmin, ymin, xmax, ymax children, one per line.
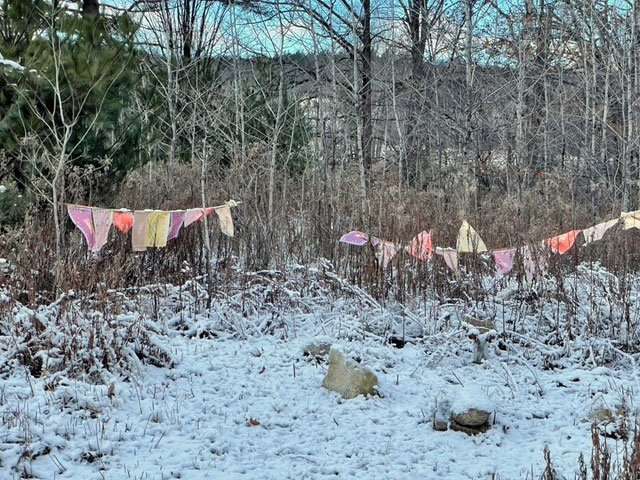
<box><xmin>1</xmin><ymin>263</ymin><xmax>638</xmax><ymax>479</ymax></box>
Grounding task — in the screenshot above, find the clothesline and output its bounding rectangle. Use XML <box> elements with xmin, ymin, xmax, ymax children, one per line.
<box><xmin>339</xmin><ymin>209</ymin><xmax>640</xmax><ymax>281</ymax></box>
<box><xmin>65</xmin><ymin>199</ymin><xmax>242</xmax><ymax>212</ymax></box>
<box><xmin>66</xmin><ymin>200</ymin><xmax>240</xmax><ymax>254</ymax></box>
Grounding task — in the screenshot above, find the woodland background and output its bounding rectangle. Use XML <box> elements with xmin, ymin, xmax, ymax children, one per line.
<box><xmin>1</xmin><ymin>0</ymin><xmax>639</xmax><ymax>300</ymax></box>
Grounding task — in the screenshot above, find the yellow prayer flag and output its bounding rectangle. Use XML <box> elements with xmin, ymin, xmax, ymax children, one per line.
<box><xmin>622</xmin><ymin>210</ymin><xmax>640</xmax><ymax>230</ymax></box>
<box><xmin>216</xmin><ymin>204</ymin><xmax>235</xmax><ymax>237</ymax></box>
<box><xmin>456</xmin><ymin>220</ymin><xmax>488</xmax><ymax>253</ymax></box>
<box><xmin>146</xmin><ymin>211</ymin><xmax>171</xmax><ymax>247</ymax></box>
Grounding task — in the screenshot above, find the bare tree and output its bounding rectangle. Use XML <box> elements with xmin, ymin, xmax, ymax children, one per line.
<box><xmin>17</xmin><ymin>4</ymin><xmax>127</xmax><ymax>286</ymax></box>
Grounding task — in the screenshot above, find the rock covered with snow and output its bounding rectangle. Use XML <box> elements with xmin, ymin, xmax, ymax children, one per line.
<box><xmin>322</xmin><ymin>347</ymin><xmax>378</xmax><ymax>399</ymax></box>
<box><xmin>452</xmin><ymin>408</ymin><xmax>491</xmax><ymax>428</ymax></box>
<box><xmin>302</xmin><ymin>336</ymin><xmax>333</xmax><ymax>361</ymax></box>
<box><xmin>433</xmin><ymin>397</ymin><xmax>452</xmax><ymax>431</ymax></box>
<box><xmin>445</xmin><ymin>384</ymin><xmax>495</xmax><ymax>434</ymax></box>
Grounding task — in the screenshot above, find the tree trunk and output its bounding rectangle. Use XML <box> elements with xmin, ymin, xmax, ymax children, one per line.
<box><xmin>360</xmin><ymin>0</ymin><xmax>373</xmax><ymax>174</ymax></box>
<box><xmin>268</xmin><ymin>56</ymin><xmax>285</xmax><ymax>232</ymax></box>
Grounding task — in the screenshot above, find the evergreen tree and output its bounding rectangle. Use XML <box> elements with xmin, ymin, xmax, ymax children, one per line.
<box><xmin>0</xmin><ymin>0</ymin><xmax>143</xmax><ymax>197</ymax></box>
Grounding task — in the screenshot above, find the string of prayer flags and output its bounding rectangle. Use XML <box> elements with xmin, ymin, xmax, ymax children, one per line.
<box><xmin>435</xmin><ymin>247</ymin><xmax>458</xmax><ymax>272</ymax></box>
<box><xmin>582</xmin><ymin>218</ymin><xmax>617</xmax><ymax>246</ymax></box>
<box><xmin>338</xmin><ymin>209</ymin><xmax>637</xmax><ymax>278</ymax></box>
<box><xmin>545</xmin><ymin>229</ymin><xmax>581</xmax><ymax>255</ymax></box>
<box><xmin>339</xmin><ymin>230</ymin><xmax>370</xmax><ymax>246</ymax></box>
<box><xmin>66</xmin><ymin>200</ymin><xmax>239</xmax><ymax>253</ymax></box>
<box><xmin>492</xmin><ymin>248</ymin><xmax>516</xmax><ymax>276</ymax></box>
<box><xmin>407</xmin><ymin>231</ymin><xmax>433</xmax><ymax>261</ymax></box>
<box><xmin>457</xmin><ymin>221</ymin><xmax>488</xmax><ymax>253</ymax></box>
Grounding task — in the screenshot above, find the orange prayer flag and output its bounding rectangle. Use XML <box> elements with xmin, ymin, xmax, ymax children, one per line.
<box><xmin>545</xmin><ymin>230</ymin><xmax>581</xmax><ymax>255</ymax></box>
<box><xmin>113</xmin><ymin>211</ymin><xmax>134</xmax><ymax>234</ymax></box>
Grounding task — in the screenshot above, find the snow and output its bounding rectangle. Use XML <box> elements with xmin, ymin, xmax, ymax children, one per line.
<box><xmin>0</xmin><ymin>54</ymin><xmax>24</xmax><ymax>72</ymax></box>
<box><xmin>449</xmin><ymin>384</ymin><xmax>495</xmax><ymax>416</ymax></box>
<box><xmin>2</xmin><ymin>334</ymin><xmax>632</xmax><ymax>479</ymax></box>
<box><xmin>1</xmin><ymin>262</ymin><xmax>639</xmax><ymax>478</ymax></box>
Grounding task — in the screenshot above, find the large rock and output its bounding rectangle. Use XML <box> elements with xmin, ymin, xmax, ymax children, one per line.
<box><xmin>322</xmin><ymin>348</ymin><xmax>378</xmax><ymax>399</ymax></box>
<box><xmin>451</xmin><ymin>408</ymin><xmax>491</xmax><ymax>427</ymax></box>
<box><xmin>449</xmin><ymin>384</ymin><xmax>494</xmax><ymax>431</ymax></box>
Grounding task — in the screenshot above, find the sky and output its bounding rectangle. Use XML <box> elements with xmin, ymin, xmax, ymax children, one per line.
<box><xmin>102</xmin><ymin>0</ymin><xmax>635</xmax><ymax>60</ymax></box>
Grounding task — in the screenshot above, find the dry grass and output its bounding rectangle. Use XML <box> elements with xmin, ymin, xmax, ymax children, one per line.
<box><xmin>2</xmin><ymin>157</ymin><xmax>638</xmax><ymax>306</ymax></box>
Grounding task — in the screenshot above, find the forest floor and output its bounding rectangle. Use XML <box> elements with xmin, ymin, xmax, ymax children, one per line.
<box><xmin>1</xmin><ymin>262</ymin><xmax>638</xmax><ymax>479</ymax></box>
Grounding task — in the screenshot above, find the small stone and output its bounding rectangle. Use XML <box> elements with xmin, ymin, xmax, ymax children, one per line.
<box><xmin>464</xmin><ymin>316</ymin><xmax>495</xmax><ymax>332</ymax></box>
<box><xmin>433</xmin><ymin>397</ymin><xmax>452</xmax><ymax>432</ymax></box>
<box><xmin>591</xmin><ymin>408</ymin><xmax>615</xmax><ymax>424</ymax></box>
<box><xmin>590</xmin><ymin>408</ymin><xmax>615</xmax><ymax>425</ymax></box>
<box><xmin>303</xmin><ymin>337</ymin><xmax>333</xmax><ymax>361</ymax></box>
<box><xmin>433</xmin><ymin>417</ymin><xmax>448</xmax><ymax>431</ymax></box>
<box><xmin>387</xmin><ymin>336</ymin><xmax>406</xmax><ymax>348</ymax></box>
<box><xmin>589</xmin><ymin>406</ymin><xmax>628</xmax><ymax>439</ymax></box>
<box><xmin>322</xmin><ymin>348</ymin><xmax>378</xmax><ymax>399</ymax></box>
<box><xmin>531</xmin><ymin>411</ymin><xmax>549</xmax><ymax>420</ymax></box>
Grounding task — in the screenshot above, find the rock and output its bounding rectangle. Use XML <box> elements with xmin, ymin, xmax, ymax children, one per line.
<box><xmin>450</xmin><ymin>420</ymin><xmax>490</xmax><ymax>435</ymax></box>
<box><xmin>433</xmin><ymin>397</ymin><xmax>451</xmax><ymax>432</ymax></box>
<box><xmin>387</xmin><ymin>336</ymin><xmax>406</xmax><ymax>349</ymax></box>
<box><xmin>589</xmin><ymin>406</ymin><xmax>628</xmax><ymax>440</ymax></box>
<box><xmin>449</xmin><ymin>384</ymin><xmax>494</xmax><ymax>430</ymax></box>
<box><xmin>590</xmin><ymin>407</ymin><xmax>615</xmax><ymax>425</ymax></box>
<box><xmin>464</xmin><ymin>316</ymin><xmax>495</xmax><ymax>333</ymax></box>
<box><xmin>451</xmin><ymin>408</ymin><xmax>491</xmax><ymax>428</ymax></box>
<box><xmin>322</xmin><ymin>348</ymin><xmax>378</xmax><ymax>399</ymax></box>
<box><xmin>303</xmin><ymin>337</ymin><xmax>333</xmax><ymax>361</ymax></box>
<box><xmin>433</xmin><ymin>417</ymin><xmax>448</xmax><ymax>431</ymax></box>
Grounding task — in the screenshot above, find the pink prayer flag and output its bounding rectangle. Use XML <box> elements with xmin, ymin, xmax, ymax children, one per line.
<box><xmin>183</xmin><ymin>208</ymin><xmax>204</xmax><ymax>228</ymax></box>
<box><xmin>407</xmin><ymin>231</ymin><xmax>433</xmax><ymax>262</ymax></box>
<box><xmin>92</xmin><ymin>208</ymin><xmax>113</xmax><ymax>253</ymax></box>
<box><xmin>375</xmin><ymin>241</ymin><xmax>398</xmax><ymax>269</ymax></box>
<box><xmin>339</xmin><ymin>230</ymin><xmax>370</xmax><ymax>246</ymax></box>
<box><xmin>370</xmin><ymin>236</ymin><xmax>382</xmax><ymax>247</ymax></box>
<box><xmin>435</xmin><ymin>247</ymin><xmax>458</xmax><ymax>272</ymax></box>
<box><xmin>545</xmin><ymin>229</ymin><xmax>581</xmax><ymax>255</ymax></box>
<box><xmin>168</xmin><ymin>211</ymin><xmax>185</xmax><ymax>240</ymax></box>
<box><xmin>67</xmin><ymin>205</ymin><xmax>95</xmax><ymax>250</ymax></box>
<box><xmin>492</xmin><ymin>248</ymin><xmax>516</xmax><ymax>276</ymax></box>
<box><xmin>201</xmin><ymin>207</ymin><xmax>215</xmax><ymax>219</ymax></box>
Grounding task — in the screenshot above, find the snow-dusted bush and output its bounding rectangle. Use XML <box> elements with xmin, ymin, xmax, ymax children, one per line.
<box><xmin>0</xmin><ymin>291</ymin><xmax>173</xmax><ymax>384</ymax></box>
